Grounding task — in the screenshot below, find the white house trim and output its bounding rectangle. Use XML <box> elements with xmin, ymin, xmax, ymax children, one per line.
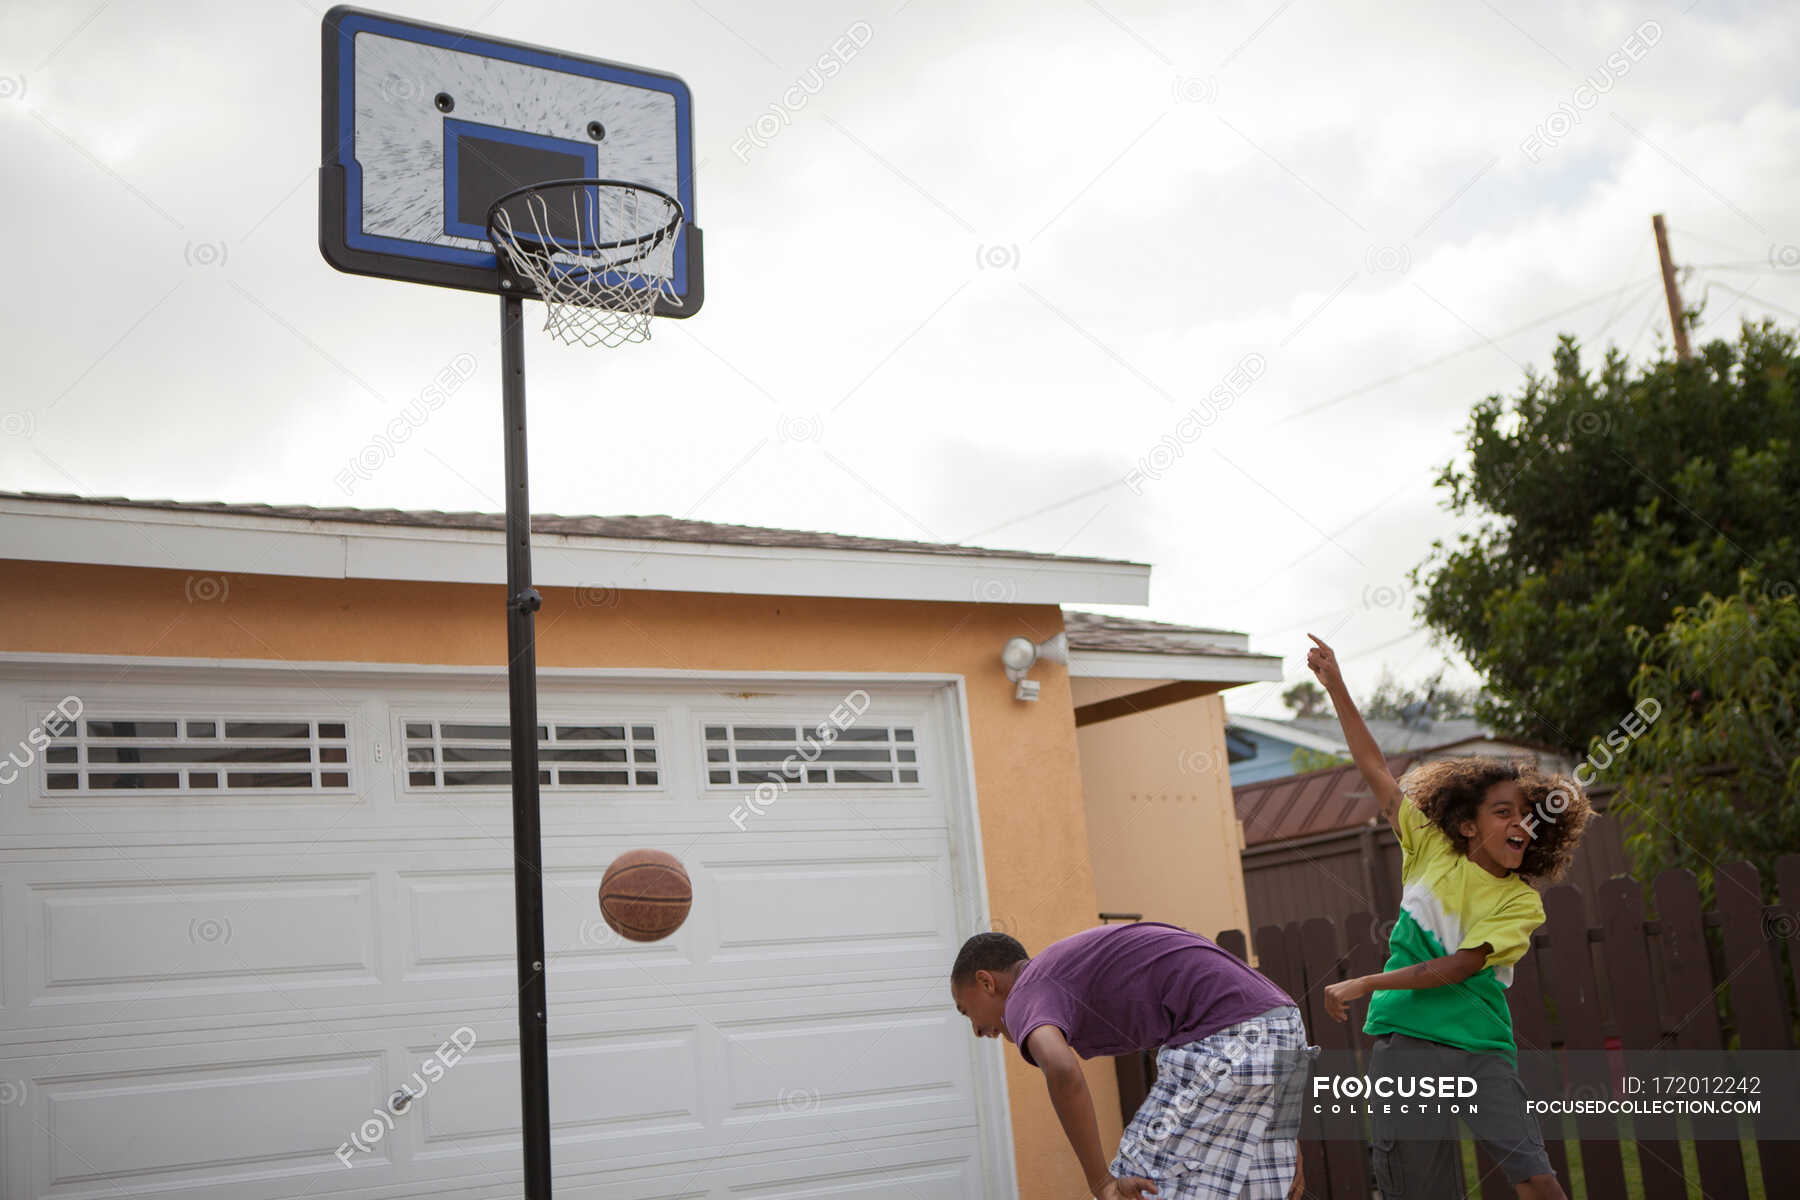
<box><xmin>946</xmin><ymin>675</ymin><xmax>1022</xmax><ymax>1200</ymax></box>
<box><xmin>0</xmin><ymin>498</ymin><xmax>1149</xmax><ymax>607</ymax></box>
<box><xmin>0</xmin><ymin>650</ymin><xmax>988</xmax><ymax>689</ymax></box>
<box><xmin>1067</xmin><ymin>649</ymin><xmax>1283</xmax><ymax>684</ymax></box>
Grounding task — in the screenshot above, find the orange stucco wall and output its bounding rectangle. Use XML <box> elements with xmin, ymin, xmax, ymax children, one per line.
<box><xmin>0</xmin><ymin>559</ymin><xmax>1120</xmax><ymax>1197</ymax></box>
<box><xmin>1071</xmin><ymin>681</ymin><xmax>1253</xmax><ymax>942</ymax></box>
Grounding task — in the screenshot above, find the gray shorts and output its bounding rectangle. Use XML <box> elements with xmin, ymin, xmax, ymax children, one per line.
<box><xmin>1367</xmin><ymin>1032</ymin><xmax>1553</xmax><ymax>1196</ymax></box>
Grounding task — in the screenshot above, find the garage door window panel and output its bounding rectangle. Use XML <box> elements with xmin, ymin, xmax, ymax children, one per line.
<box><xmin>43</xmin><ymin>715</ymin><xmax>352</xmax><ymax>793</ymax></box>
<box><xmin>401</xmin><ymin>719</ymin><xmax>661</xmax><ymax>790</ymax></box>
<box><xmin>702</xmin><ymin>723</ymin><xmax>921</xmax><ymax>786</ymax></box>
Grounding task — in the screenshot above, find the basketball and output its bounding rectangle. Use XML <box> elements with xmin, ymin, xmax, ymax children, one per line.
<box><xmin>598</xmin><ymin>849</ymin><xmax>693</xmax><ymax>942</ymax></box>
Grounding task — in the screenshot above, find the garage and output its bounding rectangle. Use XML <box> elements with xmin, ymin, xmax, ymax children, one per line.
<box><xmin>0</xmin><ymin>659</ymin><xmax>1010</xmax><ymax>1199</ymax></box>
<box><xmin>3</xmin><ymin>491</ymin><xmax>1231</xmax><ymax>1197</ymax></box>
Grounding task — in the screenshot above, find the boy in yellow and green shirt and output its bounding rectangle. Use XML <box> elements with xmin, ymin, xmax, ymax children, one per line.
<box><xmin>1363</xmin><ymin>797</ymin><xmax>1546</xmax><ymax>1066</ymax></box>
<box><xmin>1305</xmin><ymin>635</ymin><xmax>1592</xmax><ymax>1199</ymax></box>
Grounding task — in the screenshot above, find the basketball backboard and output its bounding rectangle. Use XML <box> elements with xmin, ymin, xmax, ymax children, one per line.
<box><xmin>319</xmin><ymin>6</ymin><xmax>702</xmax><ymax>315</ymax></box>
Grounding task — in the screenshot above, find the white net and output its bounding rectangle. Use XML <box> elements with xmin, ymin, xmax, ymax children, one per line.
<box><xmin>488</xmin><ymin>183</ymin><xmax>684</xmax><ymax>349</ymax></box>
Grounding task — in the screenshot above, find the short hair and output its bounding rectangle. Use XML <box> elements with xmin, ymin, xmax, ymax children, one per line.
<box><xmin>950</xmin><ymin>932</ymin><xmax>1028</xmax><ymax>985</ymax></box>
<box><xmin>1398</xmin><ymin>757</ymin><xmax>1592</xmax><ymax>882</ymax></box>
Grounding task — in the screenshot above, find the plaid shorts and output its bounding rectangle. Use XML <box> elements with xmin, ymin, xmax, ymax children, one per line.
<box><xmin>1111</xmin><ymin>1005</ymin><xmax>1320</xmax><ymax>1200</ymax></box>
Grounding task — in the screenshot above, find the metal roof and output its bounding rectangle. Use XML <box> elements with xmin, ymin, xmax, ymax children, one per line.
<box><xmin>1234</xmin><ymin>751</ymin><xmax>1431</xmax><ymax>846</ymax></box>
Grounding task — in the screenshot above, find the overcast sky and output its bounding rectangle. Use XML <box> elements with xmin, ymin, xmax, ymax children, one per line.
<box><xmin>4</xmin><ymin>0</ymin><xmax>1798</xmax><ymax>719</ymax></box>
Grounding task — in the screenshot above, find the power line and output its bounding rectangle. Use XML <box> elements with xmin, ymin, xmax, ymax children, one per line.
<box><xmin>1253</xmin><ymin>607</ymin><xmax>1367</xmax><ymax>641</ymax></box>
<box><xmin>1267</xmin><ymin>277</ymin><xmax>1660</xmax><ymax>426</ymax></box>
<box><xmin>1667</xmin><ymin>226</ymin><xmax>1764</xmax><ymax>261</ymax></box>
<box><xmin>1684</xmin><ymin>260</ymin><xmax>1787</xmax><ymax>271</ymax></box>
<box><xmin>1624</xmin><ymin>282</ymin><xmax>1669</xmax><ymax>361</ymax></box>
<box><xmin>1337</xmin><ymin>627</ymin><xmax>1431</xmax><ymax>663</ymax></box>
<box><xmin>1690</xmin><ymin>273</ymin><xmax>1741</xmax><ymax>337</ymax></box>
<box><xmin>1590</xmin><ymin>226</ymin><xmax>1656</xmax><ymax>341</ymax></box>
<box><xmin>957</xmin><ymin>476</ymin><xmax>1118</xmax><ymax>542</ymax></box>
<box><xmin>1227</xmin><ymin>474</ymin><xmax>1421</xmax><ymax>605</ymax></box>
<box><xmin>1700</xmin><ymin>278</ymin><xmax>1800</xmax><ymax>324</ymax></box>
<box><xmin>1591</xmin><ymin>279</ymin><xmax>1660</xmax><ymax>344</ymax></box>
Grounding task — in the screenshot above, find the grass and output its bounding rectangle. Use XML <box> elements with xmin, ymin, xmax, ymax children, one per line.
<box><xmin>1455</xmin><ymin>1121</ymin><xmax>1768</xmax><ymax>1199</ymax></box>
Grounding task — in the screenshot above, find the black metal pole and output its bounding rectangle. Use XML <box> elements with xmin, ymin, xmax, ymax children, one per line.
<box><xmin>500</xmin><ymin>292</ymin><xmax>554</xmax><ymax>1198</ymax></box>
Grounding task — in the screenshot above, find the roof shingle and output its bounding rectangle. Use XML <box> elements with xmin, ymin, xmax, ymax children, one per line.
<box><xmin>1061</xmin><ymin>609</ymin><xmax>1272</xmax><ymax>660</ymax></box>
<box><xmin>0</xmin><ymin>491</ymin><xmax>1144</xmax><ymax>567</ymax></box>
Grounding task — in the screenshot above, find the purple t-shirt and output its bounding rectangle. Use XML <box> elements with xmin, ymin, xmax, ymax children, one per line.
<box><xmin>1004</xmin><ymin>922</ymin><xmax>1294</xmax><ymax>1066</ymax></box>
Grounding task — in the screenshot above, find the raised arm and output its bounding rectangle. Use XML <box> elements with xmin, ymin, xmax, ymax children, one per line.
<box><xmin>1305</xmin><ymin>634</ymin><xmax>1403</xmax><ymax>831</ymax></box>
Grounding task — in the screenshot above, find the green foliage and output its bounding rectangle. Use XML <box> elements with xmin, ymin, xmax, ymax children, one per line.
<box><xmin>1281</xmin><ymin>680</ymin><xmax>1330</xmax><ymax>718</ymax></box>
<box><xmin>1414</xmin><ymin>320</ymin><xmax>1800</xmax><ymax>753</ymax></box>
<box><xmin>1290</xmin><ymin>746</ymin><xmax>1351</xmax><ymax>774</ymax></box>
<box><xmin>1611</xmin><ymin>573</ymin><xmax>1800</xmax><ymax>903</ymax></box>
<box><xmin>1359</xmin><ymin>667</ymin><xmax>1482</xmax><ymax>722</ymax></box>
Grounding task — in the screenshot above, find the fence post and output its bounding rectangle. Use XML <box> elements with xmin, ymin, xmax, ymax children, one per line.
<box><xmin>1255</xmin><ymin>924</ymin><xmax>1326</xmax><ymax>1197</ymax></box>
<box><xmin>1654</xmin><ymin>868</ymin><xmax>1749</xmax><ymax>1197</ymax></box>
<box><xmin>1255</xmin><ymin>925</ymin><xmax>1298</xmax><ymax>1003</ymax></box>
<box><xmin>1779</xmin><ymin>856</ymin><xmax>1800</xmax><ymax>1024</ymax></box>
<box><xmin>1598</xmin><ymin>878</ymin><xmax>1685</xmax><ymax>1200</ymax></box>
<box><xmin>1544</xmin><ymin>885</ymin><xmax>1626</xmax><ymax>1198</ymax></box>
<box><xmin>1300</xmin><ymin>918</ymin><xmax>1364</xmax><ymax>1197</ymax></box>
<box><xmin>1715</xmin><ymin>860</ymin><xmax>1800</xmax><ymax>1184</ymax></box>
<box><xmin>1341</xmin><ymin>911</ymin><xmax>1386</xmax><ymax>1060</ymax></box>
<box><xmin>1506</xmin><ymin>926</ymin><xmax>1570</xmax><ymax>1187</ymax></box>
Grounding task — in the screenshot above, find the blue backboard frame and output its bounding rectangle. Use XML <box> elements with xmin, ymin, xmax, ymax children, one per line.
<box><xmin>319</xmin><ymin>5</ymin><xmax>703</xmax><ymax>315</ymax></box>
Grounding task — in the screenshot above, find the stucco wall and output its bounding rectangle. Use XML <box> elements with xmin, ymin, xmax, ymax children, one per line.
<box><xmin>1070</xmin><ymin>680</ymin><xmax>1252</xmax><ymax>942</ymax></box>
<box><xmin>0</xmin><ymin>558</ymin><xmax>1119</xmax><ymax>1198</ymax></box>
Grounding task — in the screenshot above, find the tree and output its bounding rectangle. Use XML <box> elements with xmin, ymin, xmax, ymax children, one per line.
<box><xmin>1360</xmin><ymin>668</ymin><xmax>1482</xmax><ymax>723</ymax></box>
<box><xmin>1611</xmin><ymin>573</ymin><xmax>1800</xmax><ymax>904</ymax></box>
<box><xmin>1290</xmin><ymin>746</ymin><xmax>1351</xmax><ymax>773</ymax></box>
<box><xmin>1414</xmin><ymin>320</ymin><xmax>1800</xmax><ymax>754</ymax></box>
<box><xmin>1282</xmin><ymin>681</ymin><xmax>1331</xmax><ymax>718</ymax></box>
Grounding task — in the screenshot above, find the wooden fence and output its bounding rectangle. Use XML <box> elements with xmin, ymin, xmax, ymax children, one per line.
<box><xmin>1116</xmin><ymin>855</ymin><xmax>1800</xmax><ymax>1199</ymax></box>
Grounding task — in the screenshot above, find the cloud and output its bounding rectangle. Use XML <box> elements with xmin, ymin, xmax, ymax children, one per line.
<box><xmin>2</xmin><ymin>0</ymin><xmax>1797</xmax><ymax>695</ymax></box>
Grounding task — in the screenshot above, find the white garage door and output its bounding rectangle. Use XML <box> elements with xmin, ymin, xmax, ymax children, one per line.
<box><xmin>0</xmin><ymin>661</ymin><xmax>1013</xmax><ymax>1200</ymax></box>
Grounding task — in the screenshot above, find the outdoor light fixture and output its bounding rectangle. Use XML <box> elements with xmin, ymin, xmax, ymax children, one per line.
<box><xmin>1001</xmin><ymin>631</ymin><xmax>1069</xmax><ymax>702</ymax></box>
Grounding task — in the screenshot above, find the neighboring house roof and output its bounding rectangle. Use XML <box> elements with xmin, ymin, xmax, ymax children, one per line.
<box><xmin>1283</xmin><ymin>713</ymin><xmax>1489</xmax><ymax>753</ymax></box>
<box><xmin>0</xmin><ymin>491</ymin><xmax>1150</xmax><ymax>607</ymax></box>
<box><xmin>1224</xmin><ymin>713</ymin><xmax>1348</xmax><ymax>755</ymax></box>
<box><xmin>1061</xmin><ymin>610</ymin><xmax>1282</xmax><ymax>685</ymax></box>
<box><xmin>1225</xmin><ymin>712</ymin><xmax>1493</xmax><ymax>755</ymax></box>
<box><xmin>1234</xmin><ymin>735</ymin><xmax>1572</xmax><ymax>845</ymax></box>
<box><xmin>1234</xmin><ymin>749</ymin><xmax>1433</xmax><ymax>846</ymax></box>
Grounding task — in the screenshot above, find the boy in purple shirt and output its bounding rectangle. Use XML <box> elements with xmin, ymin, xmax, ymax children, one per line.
<box><xmin>950</xmin><ymin>922</ymin><xmax>1317</xmax><ymax>1199</ymax></box>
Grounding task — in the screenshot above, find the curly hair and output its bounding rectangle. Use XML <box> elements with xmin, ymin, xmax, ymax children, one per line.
<box><xmin>1397</xmin><ymin>757</ymin><xmax>1592</xmax><ymax>882</ymax></box>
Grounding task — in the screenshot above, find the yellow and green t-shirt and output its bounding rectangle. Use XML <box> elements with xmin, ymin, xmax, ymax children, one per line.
<box><xmin>1363</xmin><ymin>797</ymin><xmax>1545</xmax><ymax>1065</ymax></box>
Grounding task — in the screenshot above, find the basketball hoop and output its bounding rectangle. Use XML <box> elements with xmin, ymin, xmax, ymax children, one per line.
<box><xmin>321</xmin><ymin>18</ymin><xmax>708</xmax><ymax>1195</ymax></box>
<box><xmin>486</xmin><ymin>179</ymin><xmax>685</xmax><ymax>349</ymax></box>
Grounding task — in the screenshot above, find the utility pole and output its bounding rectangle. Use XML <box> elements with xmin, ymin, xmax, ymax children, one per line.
<box><xmin>1651</xmin><ymin>213</ymin><xmax>1692</xmax><ymax>362</ymax></box>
